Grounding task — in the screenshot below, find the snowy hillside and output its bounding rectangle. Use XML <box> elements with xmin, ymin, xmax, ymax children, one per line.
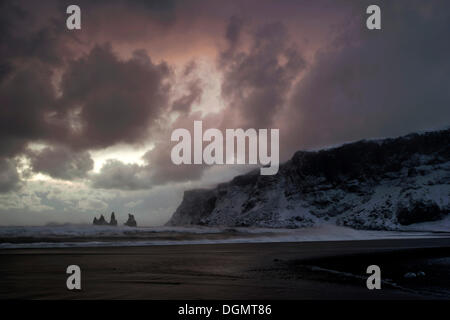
<box><xmin>167</xmin><ymin>129</ymin><xmax>450</xmax><ymax>230</ymax></box>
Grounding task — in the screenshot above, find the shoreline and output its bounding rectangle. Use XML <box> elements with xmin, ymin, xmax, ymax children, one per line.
<box><xmin>1</xmin><ymin>225</ymin><xmax>448</xmax><ymax>249</ymax></box>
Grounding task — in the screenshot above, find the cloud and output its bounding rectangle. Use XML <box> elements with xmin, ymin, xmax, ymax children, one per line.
<box><xmin>143</xmin><ymin>144</ymin><xmax>207</xmax><ymax>186</ymax></box>
<box><xmin>78</xmin><ymin>198</ymin><xmax>109</xmax><ymax>212</ymax></box>
<box><xmin>0</xmin><ymin>158</ymin><xmax>21</xmax><ymax>193</ymax></box>
<box><xmin>91</xmin><ymin>110</ymin><xmax>223</xmax><ymax>190</ymax></box>
<box><xmin>58</xmin><ymin>44</ymin><xmax>172</xmax><ymax>150</ymax></box>
<box><xmin>219</xmin><ymin>19</ymin><xmax>306</xmax><ymax>129</ymax></box>
<box><xmin>0</xmin><ymin>1</ymin><xmax>74</xmax><ymax>69</ymax></box>
<box><xmin>27</xmin><ymin>146</ymin><xmax>94</xmax><ymax>180</ymax></box>
<box><xmin>1</xmin><ymin>40</ymin><xmax>173</xmax><ymax>186</ymax></box>
<box><xmin>91</xmin><ymin>159</ymin><xmax>153</xmax><ymax>190</ymax></box>
<box><xmin>91</xmin><ymin>17</ymin><xmax>323</xmax><ymax>190</ymax></box>
<box><xmin>282</xmin><ymin>0</ymin><xmax>450</xmax><ymax>154</ymax></box>
<box><xmin>171</xmin><ymin>79</ymin><xmax>203</xmax><ymax>113</ymax></box>
<box><xmin>0</xmin><ymin>1</ymin><xmax>80</xmax><ymax>190</ymax></box>
<box><xmin>0</xmin><ymin>62</ymin><xmax>61</xmax><ymax>158</ymax></box>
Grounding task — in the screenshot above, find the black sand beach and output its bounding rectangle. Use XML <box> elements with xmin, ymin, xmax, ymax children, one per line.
<box><xmin>1</xmin><ymin>238</ymin><xmax>449</xmax><ymax>299</ymax></box>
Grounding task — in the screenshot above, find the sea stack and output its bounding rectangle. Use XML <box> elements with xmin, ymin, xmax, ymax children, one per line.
<box><xmin>93</xmin><ymin>214</ymin><xmax>108</xmax><ymax>226</ymax></box>
<box><xmin>124</xmin><ymin>214</ymin><xmax>137</xmax><ymax>227</ymax></box>
<box><xmin>109</xmin><ymin>212</ymin><xmax>118</xmax><ymax>226</ymax></box>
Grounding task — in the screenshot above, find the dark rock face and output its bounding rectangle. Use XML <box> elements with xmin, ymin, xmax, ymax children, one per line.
<box><xmin>168</xmin><ymin>189</ymin><xmax>217</xmax><ymax>226</ymax></box>
<box><xmin>93</xmin><ymin>214</ymin><xmax>108</xmax><ymax>226</ymax></box>
<box><xmin>109</xmin><ymin>212</ymin><xmax>118</xmax><ymax>226</ymax></box>
<box><xmin>396</xmin><ymin>200</ymin><xmax>445</xmax><ymax>225</ymax></box>
<box><xmin>124</xmin><ymin>214</ymin><xmax>137</xmax><ymax>227</ymax></box>
<box><xmin>167</xmin><ymin>129</ymin><xmax>450</xmax><ymax>230</ymax></box>
<box><xmin>93</xmin><ymin>212</ymin><xmax>118</xmax><ymax>226</ymax></box>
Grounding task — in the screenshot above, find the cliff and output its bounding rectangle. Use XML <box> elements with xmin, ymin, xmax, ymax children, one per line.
<box><xmin>167</xmin><ymin>129</ymin><xmax>450</xmax><ymax>230</ymax></box>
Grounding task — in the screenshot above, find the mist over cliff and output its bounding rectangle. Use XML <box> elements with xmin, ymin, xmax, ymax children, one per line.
<box><xmin>167</xmin><ymin>129</ymin><xmax>450</xmax><ymax>230</ymax></box>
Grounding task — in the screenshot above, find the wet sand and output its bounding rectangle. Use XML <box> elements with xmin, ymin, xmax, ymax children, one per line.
<box><xmin>1</xmin><ymin>238</ymin><xmax>449</xmax><ymax>299</ymax></box>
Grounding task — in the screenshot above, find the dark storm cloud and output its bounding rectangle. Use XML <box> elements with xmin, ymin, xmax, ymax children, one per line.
<box><xmin>0</xmin><ymin>42</ymin><xmax>171</xmax><ymax>157</ymax></box>
<box><xmin>0</xmin><ymin>158</ymin><xmax>21</xmax><ymax>193</ymax></box>
<box><xmin>0</xmin><ymin>0</ymin><xmax>74</xmax><ymax>160</ymax></box>
<box><xmin>0</xmin><ymin>1</ymin><xmax>75</xmax><ymax>70</ymax></box>
<box><xmin>283</xmin><ymin>0</ymin><xmax>450</xmax><ymax>154</ymax></box>
<box><xmin>219</xmin><ymin>20</ymin><xmax>306</xmax><ymax>129</ymax></box>
<box><xmin>0</xmin><ymin>0</ymin><xmax>175</xmax><ymax>191</ymax></box>
<box><xmin>2</xmin><ymin>0</ymin><xmax>450</xmax><ymax>196</ymax></box>
<box><xmin>58</xmin><ymin>44</ymin><xmax>171</xmax><ymax>150</ymax></box>
<box><xmin>67</xmin><ymin>0</ymin><xmax>178</xmax><ymax>25</ymax></box>
<box><xmin>0</xmin><ymin>1</ymin><xmax>175</xmax><ymax>178</ymax></box>
<box><xmin>0</xmin><ymin>0</ymin><xmax>81</xmax><ymax>191</ymax></box>
<box><xmin>0</xmin><ymin>60</ymin><xmax>69</xmax><ymax>189</ymax></box>
<box><xmin>0</xmin><ymin>62</ymin><xmax>61</xmax><ymax>158</ymax></box>
<box><xmin>27</xmin><ymin>146</ymin><xmax>94</xmax><ymax>180</ymax></box>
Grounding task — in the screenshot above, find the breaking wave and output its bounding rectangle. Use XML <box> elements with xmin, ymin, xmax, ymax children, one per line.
<box><xmin>0</xmin><ymin>223</ymin><xmax>448</xmax><ymax>249</ymax></box>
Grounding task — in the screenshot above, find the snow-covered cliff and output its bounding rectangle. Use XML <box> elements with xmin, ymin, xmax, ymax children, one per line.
<box><xmin>167</xmin><ymin>129</ymin><xmax>450</xmax><ymax>230</ymax></box>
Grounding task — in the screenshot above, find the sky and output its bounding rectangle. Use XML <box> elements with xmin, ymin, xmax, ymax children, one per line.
<box><xmin>1</xmin><ymin>0</ymin><xmax>450</xmax><ymax>226</ymax></box>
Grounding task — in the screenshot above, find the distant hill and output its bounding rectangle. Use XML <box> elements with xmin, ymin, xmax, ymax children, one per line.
<box><xmin>167</xmin><ymin>128</ymin><xmax>450</xmax><ymax>230</ymax></box>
